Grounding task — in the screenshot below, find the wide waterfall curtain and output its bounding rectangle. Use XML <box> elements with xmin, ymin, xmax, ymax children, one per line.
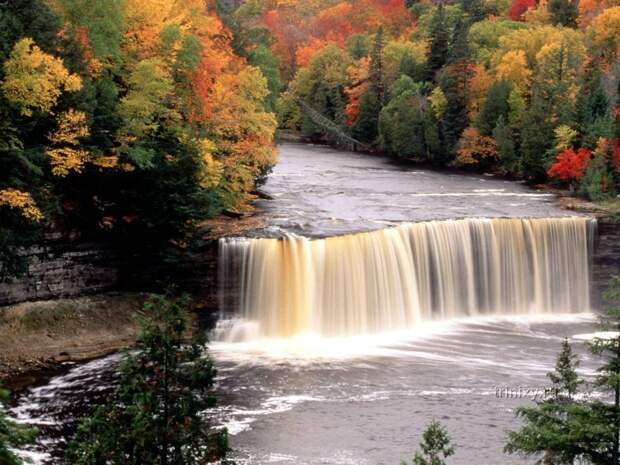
<box><xmin>219</xmin><ymin>217</ymin><xmax>594</xmax><ymax>339</ymax></box>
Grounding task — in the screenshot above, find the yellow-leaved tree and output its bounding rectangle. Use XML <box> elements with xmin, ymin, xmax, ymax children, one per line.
<box><xmin>1</xmin><ymin>38</ymin><xmax>82</xmax><ymax>116</ymax></box>
<box><xmin>117</xmin><ymin>58</ymin><xmax>178</xmax><ymax>168</ymax></box>
<box><xmin>0</xmin><ymin>189</ymin><xmax>43</xmax><ymax>222</ymax></box>
<box><xmin>46</xmin><ymin>109</ymin><xmax>91</xmax><ymax>176</ymax></box>
<box><xmin>494</xmin><ymin>50</ymin><xmax>532</xmax><ymax>92</ymax></box>
<box><xmin>210</xmin><ymin>66</ymin><xmax>277</xmax><ymax>208</ymax></box>
<box><xmin>589</xmin><ymin>6</ymin><xmax>620</xmax><ymax>60</ymax></box>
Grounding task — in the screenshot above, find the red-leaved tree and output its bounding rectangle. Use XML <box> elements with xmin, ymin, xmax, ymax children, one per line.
<box><xmin>547</xmin><ymin>147</ymin><xmax>592</xmax><ymax>185</ymax></box>
<box><xmin>508</xmin><ymin>0</ymin><xmax>537</xmax><ymax>20</ymax></box>
<box><xmin>612</xmin><ymin>138</ymin><xmax>620</xmax><ymax>171</ymax></box>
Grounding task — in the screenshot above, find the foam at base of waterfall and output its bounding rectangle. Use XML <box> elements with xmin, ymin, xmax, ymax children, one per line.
<box><xmin>218</xmin><ymin>217</ymin><xmax>595</xmax><ymax>340</ymax></box>
<box><xmin>210</xmin><ymin>313</ymin><xmax>596</xmax><ymax>362</ymax></box>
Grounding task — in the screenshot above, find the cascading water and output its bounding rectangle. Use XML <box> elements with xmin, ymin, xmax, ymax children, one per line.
<box><xmin>218</xmin><ymin>217</ymin><xmax>595</xmax><ymax>340</ymax></box>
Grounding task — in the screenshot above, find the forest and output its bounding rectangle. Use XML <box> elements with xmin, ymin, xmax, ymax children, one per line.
<box><xmin>2</xmin><ymin>1</ymin><xmax>620</xmax><ymax>464</ymax></box>
<box><xmin>0</xmin><ymin>0</ymin><xmax>277</xmax><ymax>278</ymax></box>
<box><xmin>261</xmin><ymin>0</ymin><xmax>620</xmax><ymax>195</ymax></box>
<box><xmin>2</xmin><ymin>0</ymin><xmax>620</xmax><ymax>276</ymax></box>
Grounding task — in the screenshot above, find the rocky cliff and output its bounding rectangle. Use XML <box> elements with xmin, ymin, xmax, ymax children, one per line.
<box><xmin>0</xmin><ymin>237</ymin><xmax>220</xmax><ymax>308</ymax></box>
<box><xmin>0</xmin><ymin>239</ymin><xmax>120</xmax><ymax>307</ymax></box>
<box><xmin>591</xmin><ymin>216</ymin><xmax>620</xmax><ymax>306</ymax></box>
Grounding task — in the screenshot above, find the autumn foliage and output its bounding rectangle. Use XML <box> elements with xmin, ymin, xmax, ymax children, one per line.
<box><xmin>345</xmin><ymin>58</ymin><xmax>370</xmax><ymax>125</ymax></box>
<box><xmin>2</xmin><ymin>0</ymin><xmax>620</xmax><ymax>277</ymax></box>
<box><xmin>260</xmin><ymin>0</ymin><xmax>412</xmax><ymax>72</ymax></box>
<box><xmin>547</xmin><ymin>148</ymin><xmax>592</xmax><ymax>182</ymax></box>
<box><xmin>456</xmin><ymin>128</ymin><xmax>499</xmax><ymax>167</ymax></box>
<box><xmin>508</xmin><ymin>0</ymin><xmax>537</xmax><ymax>20</ymax></box>
<box><xmin>613</xmin><ymin>139</ymin><xmax>620</xmax><ymax>170</ymax></box>
<box><xmin>0</xmin><ymin>0</ymin><xmax>277</xmax><ymax>277</ymax></box>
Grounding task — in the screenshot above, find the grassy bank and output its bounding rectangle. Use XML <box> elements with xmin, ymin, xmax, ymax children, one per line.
<box><xmin>0</xmin><ymin>293</ymin><xmax>147</xmax><ymax>388</ymax></box>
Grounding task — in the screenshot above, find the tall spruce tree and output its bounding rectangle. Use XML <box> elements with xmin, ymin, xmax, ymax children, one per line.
<box><xmin>549</xmin><ymin>338</ymin><xmax>584</xmax><ymax>402</ymax></box>
<box><xmin>576</xmin><ymin>63</ymin><xmax>610</xmax><ymax>147</ymax></box>
<box><xmin>447</xmin><ymin>15</ymin><xmax>470</xmax><ymax>65</ymax></box>
<box><xmin>438</xmin><ymin>13</ymin><xmax>472</xmax><ymax>159</ymax></box>
<box><xmin>493</xmin><ymin>116</ymin><xmax>518</xmax><ymax>174</ymax></box>
<box><xmin>426</xmin><ymin>2</ymin><xmax>450</xmax><ymax>81</ymax></box>
<box><xmin>68</xmin><ymin>294</ymin><xmax>229</xmax><ymax>465</ymax></box>
<box><xmin>352</xmin><ymin>27</ymin><xmax>385</xmax><ymax>144</ymax></box>
<box><xmin>439</xmin><ymin>69</ymin><xmax>469</xmax><ymax>158</ymax></box>
<box><xmin>435</xmin><ymin>13</ymin><xmax>472</xmax><ymax>157</ymax></box>
<box><xmin>461</xmin><ymin>0</ymin><xmax>486</xmax><ymax>23</ymax></box>
<box><xmin>520</xmin><ymin>95</ymin><xmax>554</xmax><ymax>181</ymax></box>
<box><xmin>548</xmin><ymin>0</ymin><xmax>579</xmax><ymax>28</ymax></box>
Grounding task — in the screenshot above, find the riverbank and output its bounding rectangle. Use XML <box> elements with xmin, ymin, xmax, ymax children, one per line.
<box><xmin>558</xmin><ymin>193</ymin><xmax>620</xmax><ymax>218</ymax></box>
<box><xmin>0</xmin><ymin>292</ymin><xmax>146</xmax><ymax>389</ymax></box>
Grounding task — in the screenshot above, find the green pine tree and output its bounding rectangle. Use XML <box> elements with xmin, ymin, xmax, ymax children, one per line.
<box><xmin>476</xmin><ymin>80</ymin><xmax>512</xmax><ymax>136</ymax></box>
<box><xmin>403</xmin><ymin>420</ymin><xmax>455</xmax><ymax>465</ymax></box>
<box><xmin>576</xmin><ymin>64</ymin><xmax>610</xmax><ymax>147</ymax></box>
<box><xmin>520</xmin><ymin>95</ymin><xmax>554</xmax><ymax>181</ymax></box>
<box><xmin>426</xmin><ymin>2</ymin><xmax>450</xmax><ymax>80</ymax></box>
<box><xmin>505</xmin><ymin>339</ymin><xmax>594</xmax><ymax>465</ymax></box>
<box><xmin>548</xmin><ymin>338</ymin><xmax>583</xmax><ymax>402</ymax></box>
<box><xmin>461</xmin><ymin>0</ymin><xmax>486</xmax><ymax>23</ymax></box>
<box><xmin>347</xmin><ymin>34</ymin><xmax>371</xmax><ymax>60</ymax></box>
<box><xmin>506</xmin><ymin>305</ymin><xmax>620</xmax><ymax>465</ymax></box>
<box><xmin>592</xmin><ymin>276</ymin><xmax>620</xmax><ymax>465</ymax></box>
<box><xmin>548</xmin><ymin>0</ymin><xmax>579</xmax><ymax>28</ymax></box>
<box><xmin>447</xmin><ymin>14</ymin><xmax>470</xmax><ymax>65</ymax></box>
<box><xmin>67</xmin><ymin>293</ymin><xmax>229</xmax><ymax>465</ymax></box>
<box><xmin>438</xmin><ymin>63</ymin><xmax>471</xmax><ymax>158</ymax></box>
<box><xmin>493</xmin><ymin>116</ymin><xmax>518</xmax><ymax>174</ymax></box>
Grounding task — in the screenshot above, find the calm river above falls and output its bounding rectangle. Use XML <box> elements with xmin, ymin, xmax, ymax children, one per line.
<box><xmin>14</xmin><ymin>143</ymin><xmax>603</xmax><ymax>465</ymax></box>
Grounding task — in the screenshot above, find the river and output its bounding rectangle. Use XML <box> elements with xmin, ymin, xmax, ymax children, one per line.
<box><xmin>13</xmin><ymin>143</ymin><xmax>601</xmax><ymax>465</ymax></box>
<box><xmin>253</xmin><ymin>143</ymin><xmax>575</xmax><ymax>237</ymax></box>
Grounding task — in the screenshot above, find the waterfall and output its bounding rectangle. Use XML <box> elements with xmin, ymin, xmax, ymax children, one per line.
<box><xmin>218</xmin><ymin>217</ymin><xmax>595</xmax><ymax>340</ymax></box>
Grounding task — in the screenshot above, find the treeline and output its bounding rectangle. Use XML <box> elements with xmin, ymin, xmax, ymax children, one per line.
<box><xmin>235</xmin><ymin>0</ymin><xmax>620</xmax><ymax>198</ymax></box>
<box><xmin>0</xmin><ymin>0</ymin><xmax>277</xmax><ymax>278</ymax></box>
